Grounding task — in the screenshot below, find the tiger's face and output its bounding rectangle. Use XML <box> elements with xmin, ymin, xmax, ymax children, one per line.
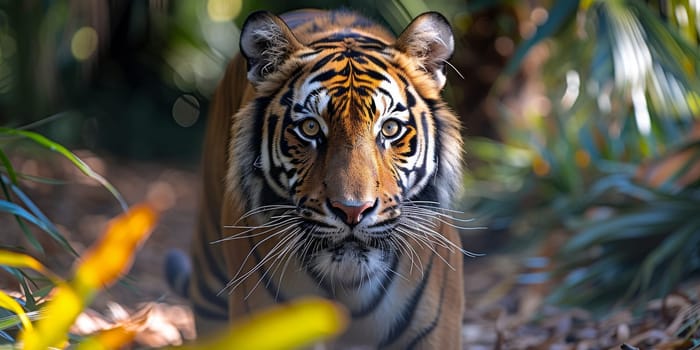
<box><xmin>231</xmin><ymin>11</ymin><xmax>462</xmax><ymax>290</ymax></box>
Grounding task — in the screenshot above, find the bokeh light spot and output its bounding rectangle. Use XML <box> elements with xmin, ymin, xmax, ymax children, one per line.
<box><xmin>530</xmin><ymin>7</ymin><xmax>549</xmax><ymax>25</ymax></box>
<box><xmin>147</xmin><ymin>180</ymin><xmax>177</xmax><ymax>212</ymax></box>
<box><xmin>71</xmin><ymin>27</ymin><xmax>98</xmax><ymax>61</ymax></box>
<box><xmin>172</xmin><ymin>94</ymin><xmax>200</xmax><ymax>128</ymax></box>
<box><xmin>494</xmin><ymin>36</ymin><xmax>514</xmax><ymax>56</ymax></box>
<box><xmin>207</xmin><ymin>0</ymin><xmax>242</xmax><ymax>22</ymax></box>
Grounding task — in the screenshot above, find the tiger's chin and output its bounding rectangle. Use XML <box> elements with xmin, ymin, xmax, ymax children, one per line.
<box><xmin>305</xmin><ymin>236</ymin><xmax>396</xmax><ymax>291</ymax></box>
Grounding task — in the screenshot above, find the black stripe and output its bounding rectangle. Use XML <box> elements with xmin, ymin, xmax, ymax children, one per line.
<box><xmin>311</xmin><ymin>52</ymin><xmax>339</xmax><ymax>72</ymax></box>
<box><xmin>361</xmin><ymin>67</ymin><xmax>390</xmax><ymax>83</ymax></box>
<box><xmin>190</xmin><ymin>248</ymin><xmax>228</xmax><ymax>313</ymax></box>
<box><xmin>364</xmin><ymin>53</ymin><xmax>388</xmax><ymax>70</ymax></box>
<box><xmin>405</xmin><ymin>87</ymin><xmax>416</xmax><ymax>108</ymax></box>
<box><xmin>249</xmin><ymin>95</ymin><xmax>272</xmax><ymax>183</ymax></box>
<box><xmin>192</xmin><ymin>272</ymin><xmax>228</xmax><ymax>311</ymax></box>
<box><xmin>414</xmin><ymin>183</ymin><xmax>439</xmax><ymax>203</ymax></box>
<box><xmin>310</xmin><ymin>69</ymin><xmax>340</xmax><ymax>84</ymax></box>
<box><xmin>405</xmin><ymin>263</ymin><xmax>449</xmax><ymax>349</ymax></box>
<box><xmin>266</xmin><ymin>113</ymin><xmax>288</xmax><ymax>192</ymax></box>
<box><xmin>412</xmin><ymin>111</ymin><xmax>430</xmax><ymax>180</ymax></box>
<box><xmin>259</xmin><ymin>182</ymin><xmax>289</xmax><ymax>208</ymax></box>
<box><xmin>376</xmin><ymin>87</ymin><xmax>395</xmax><ymax>107</ymax></box>
<box><xmin>413</xmin><ymin>107</ymin><xmax>443</xmax><ymax>203</ymax></box>
<box><xmin>379</xmin><ymin>253</ymin><xmax>435</xmax><ymax>347</ymax></box>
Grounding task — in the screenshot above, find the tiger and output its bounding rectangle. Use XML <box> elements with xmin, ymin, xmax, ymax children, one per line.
<box><xmin>169</xmin><ymin>8</ymin><xmax>468</xmax><ymax>349</ymax></box>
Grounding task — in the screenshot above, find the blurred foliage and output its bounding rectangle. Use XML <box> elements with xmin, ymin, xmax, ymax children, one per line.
<box><xmin>0</xmin><ymin>203</ymin><xmax>156</xmax><ymax>346</ymax></box>
<box><xmin>174</xmin><ymin>298</ymin><xmax>346</xmax><ymax>350</ymax></box>
<box><xmin>0</xmin><ymin>124</ymin><xmax>131</xmax><ymax>344</ymax></box>
<box><xmin>0</xmin><ymin>126</ymin><xmax>129</xmax><ymax>331</ymax></box>
<box><xmin>19</xmin><ymin>204</ymin><xmax>157</xmax><ymax>349</ymax></box>
<box><xmin>0</xmin><ymin>203</ymin><xmax>346</xmax><ymax>349</ymax></box>
<box><xmin>464</xmin><ymin>0</ymin><xmax>700</xmax><ymax>313</ymax></box>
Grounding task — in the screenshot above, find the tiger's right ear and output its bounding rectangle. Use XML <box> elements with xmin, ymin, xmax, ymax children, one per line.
<box><xmin>395</xmin><ymin>12</ymin><xmax>454</xmax><ymax>89</ymax></box>
<box><xmin>239</xmin><ymin>11</ymin><xmax>305</xmax><ymax>85</ymax></box>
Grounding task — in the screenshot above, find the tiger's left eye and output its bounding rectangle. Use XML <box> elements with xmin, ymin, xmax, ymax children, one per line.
<box><xmin>381</xmin><ymin>119</ymin><xmax>401</xmax><ymax>138</ymax></box>
<box><xmin>300</xmin><ymin>118</ymin><xmax>320</xmax><ymax>138</ymax></box>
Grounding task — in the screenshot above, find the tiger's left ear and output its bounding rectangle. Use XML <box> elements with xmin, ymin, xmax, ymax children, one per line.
<box><xmin>395</xmin><ymin>12</ymin><xmax>454</xmax><ymax>89</ymax></box>
<box><xmin>240</xmin><ymin>11</ymin><xmax>306</xmax><ymax>85</ymax></box>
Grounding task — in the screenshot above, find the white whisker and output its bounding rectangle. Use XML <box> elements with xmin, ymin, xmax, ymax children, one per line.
<box><xmin>392</xmin><ymin>235</ymin><xmax>419</xmax><ymax>276</ymax></box>
<box><xmin>236</xmin><ymin>204</ymin><xmax>297</xmax><ymax>223</ymax></box>
<box><xmin>229</xmin><ymin>231</ymin><xmax>299</xmax><ymax>296</ymax></box>
<box><xmin>275</xmin><ymin>237</ymin><xmax>306</xmax><ymax>299</ymax></box>
<box><xmin>242</xmin><ymin>235</ymin><xmax>299</xmax><ymax>300</ymax></box>
<box><xmin>396</xmin><ymin>225</ymin><xmax>455</xmax><ymax>271</ymax></box>
<box><xmin>221</xmin><ymin>224</ymin><xmax>300</xmax><ymax>294</ymax></box>
<box><xmin>443</xmin><ymin>59</ymin><xmax>465</xmax><ymax>80</ymax></box>
<box><xmin>216</xmin><ymin>216</ymin><xmax>302</xmax><ymax>242</ymax></box>
<box><xmin>399</xmin><ymin>219</ymin><xmax>454</xmax><ymax>252</ymax></box>
<box><xmin>245</xmin><ymin>230</ymin><xmax>303</xmax><ymax>300</ymax></box>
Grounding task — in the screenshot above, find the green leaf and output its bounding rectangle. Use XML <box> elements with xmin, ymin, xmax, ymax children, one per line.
<box><xmin>588</xmin><ymin>174</ymin><xmax>665</xmax><ymax>201</ymax></box>
<box><xmin>0</xmin><ymin>311</ymin><xmax>40</xmax><ymax>332</ymax></box>
<box><xmin>0</xmin><ymin>154</ymin><xmax>44</xmax><ymax>253</ymax></box>
<box><xmin>11</xmin><ymin>173</ymin><xmax>68</xmax><ymax>185</ymax></box>
<box><xmin>0</xmin><ymin>128</ymin><xmax>127</xmax><ymax>211</ymax></box>
<box><xmin>0</xmin><ymin>176</ymin><xmax>45</xmax><ymax>255</ymax></box>
<box><xmin>0</xmin><ymin>150</ymin><xmax>18</xmax><ymax>186</ymax></box>
<box><xmin>552</xmin><ymin>253</ymin><xmax>636</xmax><ymax>309</ymax></box>
<box><xmin>14</xmin><ymin>219</ymin><xmax>43</xmax><ymax>255</ymax></box>
<box><xmin>8</xmin><ymin>178</ymin><xmax>60</xmax><ymax>235</ymax></box>
<box><xmin>0</xmin><ymin>199</ymin><xmax>76</xmax><ymax>256</ymax></box>
<box><xmin>1</xmin><ymin>266</ymin><xmax>39</xmax><ymax>310</ymax></box>
<box><xmin>18</xmin><ymin>277</ymin><xmax>38</xmax><ymax>311</ymax></box>
<box><xmin>0</xmin><ymin>290</ymin><xmax>32</xmax><ymax>333</ymax></box>
<box><xmin>562</xmin><ymin>208</ymin><xmax>682</xmax><ymax>253</ymax></box>
<box><xmin>0</xmin><ymin>330</ymin><xmax>13</xmax><ymax>342</ymax></box>
<box><xmin>634</xmin><ymin>219</ymin><xmax>700</xmax><ymax>294</ymax></box>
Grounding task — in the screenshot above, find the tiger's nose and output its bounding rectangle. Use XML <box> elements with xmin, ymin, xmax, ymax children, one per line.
<box><xmin>330</xmin><ymin>199</ymin><xmax>376</xmax><ymax>225</ymax></box>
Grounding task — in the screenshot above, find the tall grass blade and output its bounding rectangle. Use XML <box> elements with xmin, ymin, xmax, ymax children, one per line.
<box><xmin>0</xmin><ymin>150</ymin><xmax>18</xmax><ymax>185</ymax></box>
<box><xmin>0</xmin><ymin>128</ymin><xmax>127</xmax><ymax>211</ymax></box>
<box><xmin>0</xmin><ymin>199</ymin><xmax>76</xmax><ymax>256</ymax></box>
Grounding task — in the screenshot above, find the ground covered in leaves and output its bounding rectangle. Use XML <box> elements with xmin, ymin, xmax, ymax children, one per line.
<box><xmin>2</xmin><ymin>153</ymin><xmax>699</xmax><ymax>349</ymax></box>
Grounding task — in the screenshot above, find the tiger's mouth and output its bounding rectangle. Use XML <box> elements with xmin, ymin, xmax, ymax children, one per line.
<box><xmin>321</xmin><ymin>234</ymin><xmax>385</xmax><ymax>252</ymax></box>
<box><xmin>302</xmin><ymin>234</ymin><xmax>397</xmax><ymax>290</ymax></box>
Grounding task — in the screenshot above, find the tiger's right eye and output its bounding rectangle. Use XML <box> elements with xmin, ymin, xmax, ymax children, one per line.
<box><xmin>381</xmin><ymin>119</ymin><xmax>401</xmax><ymax>139</ymax></box>
<box><xmin>300</xmin><ymin>118</ymin><xmax>320</xmax><ymax>138</ymax></box>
